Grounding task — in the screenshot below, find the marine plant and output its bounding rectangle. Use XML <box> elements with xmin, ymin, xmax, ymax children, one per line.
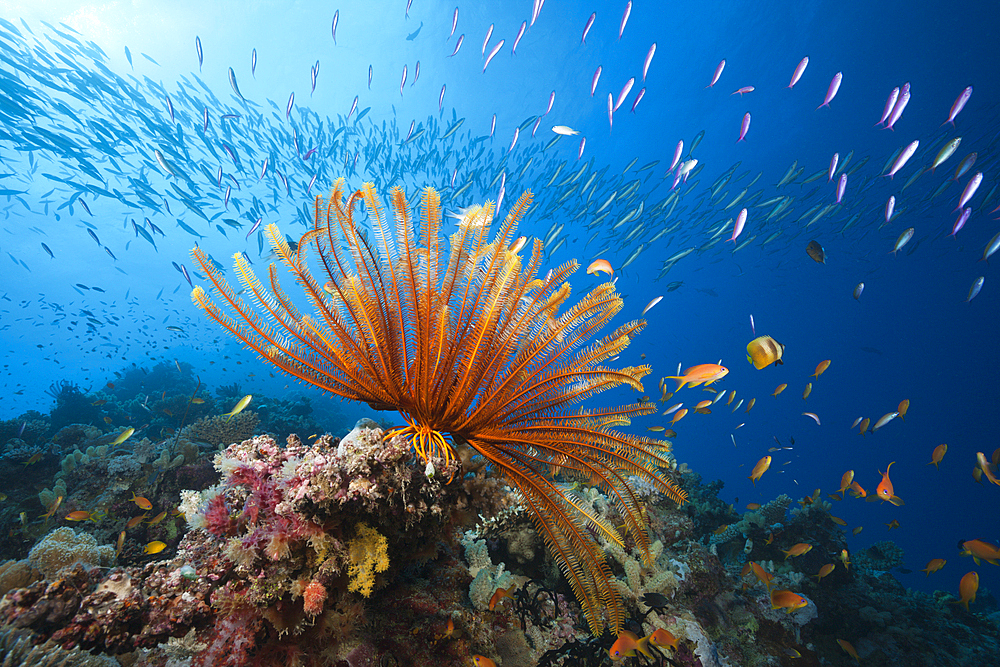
<box><xmin>189</xmin><ymin>179</ymin><xmax>686</xmax><ymax>634</ymax></box>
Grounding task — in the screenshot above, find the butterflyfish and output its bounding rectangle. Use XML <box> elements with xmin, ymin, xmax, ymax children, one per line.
<box><xmin>746</xmin><ymin>335</ymin><xmax>785</xmax><ymax>369</ymax></box>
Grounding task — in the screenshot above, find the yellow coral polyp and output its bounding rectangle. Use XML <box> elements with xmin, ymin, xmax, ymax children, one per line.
<box><xmin>346</xmin><ymin>523</ymin><xmax>389</xmax><ymax>598</ymax></box>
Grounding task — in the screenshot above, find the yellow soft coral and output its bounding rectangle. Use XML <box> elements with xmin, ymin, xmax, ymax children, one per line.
<box><xmin>346</xmin><ymin>523</ymin><xmax>388</xmax><ymax>597</ymax></box>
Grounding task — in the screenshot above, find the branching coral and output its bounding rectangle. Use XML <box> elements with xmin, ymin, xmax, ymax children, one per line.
<box><xmin>346</xmin><ymin>523</ymin><xmax>388</xmax><ymax>597</ymax></box>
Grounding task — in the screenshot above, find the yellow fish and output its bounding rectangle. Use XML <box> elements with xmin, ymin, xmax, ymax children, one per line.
<box><xmin>110</xmin><ymin>427</ymin><xmax>135</xmax><ymax>446</ymax></box>
<box><xmin>748</xmin><ymin>455</ymin><xmax>771</xmax><ymax>486</ymax></box>
<box><xmin>928</xmin><ymin>444</ymin><xmax>947</xmax><ymax>468</ymax></box>
<box><xmin>129</xmin><ymin>493</ymin><xmax>153</xmax><ymax>511</ymax></box>
<box><xmin>770</xmin><ymin>589</ymin><xmax>808</xmax><ymax>612</ymax></box>
<box><xmin>144</xmin><ymin>540</ymin><xmax>167</xmax><ymax>555</ymax></box>
<box><xmin>224</xmin><ymin>394</ymin><xmax>253</xmax><ymax>420</ymax></box>
<box><xmin>746</xmin><ymin>335</ymin><xmax>784</xmax><ymax>369</ymax></box>
<box><xmin>921</xmin><ymin>558</ymin><xmax>946</xmax><ymax>576</ymax></box>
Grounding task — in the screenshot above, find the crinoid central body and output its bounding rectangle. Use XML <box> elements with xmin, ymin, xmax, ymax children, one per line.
<box><xmin>191</xmin><ymin>178</ymin><xmax>687</xmax><ymax>634</ymax></box>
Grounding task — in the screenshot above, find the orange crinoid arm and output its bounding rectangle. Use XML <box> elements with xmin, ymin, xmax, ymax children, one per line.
<box><xmin>190</xmin><ymin>178</ymin><xmax>686</xmax><ymax>635</ymax></box>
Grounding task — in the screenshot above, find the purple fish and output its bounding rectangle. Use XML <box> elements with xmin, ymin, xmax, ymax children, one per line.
<box><xmin>259</xmin><ymin>157</ymin><xmax>268</xmax><ymax>180</ymax></box>
<box><xmin>643</xmin><ymin>43</ymin><xmax>656</xmax><ymax>81</ymax></box>
<box><xmin>582</xmin><ymin>12</ymin><xmax>596</xmax><ymax>44</ymax></box>
<box><xmin>817</xmin><ymin>71</ymin><xmax>842</xmax><ymax>109</ymax></box>
<box><xmin>286</xmin><ymin>92</ymin><xmax>294</xmax><ymax>120</ymax></box>
<box><xmin>331</xmin><ymin>10</ymin><xmax>339</xmax><ymax>44</ymax></box>
<box><xmin>607</xmin><ymin>93</ymin><xmax>614</xmax><ymax>131</ymax></box>
<box><xmin>730</xmin><ymin>208</ymin><xmax>748</xmax><ymax>242</ymax></box>
<box><xmin>614</xmin><ymin>77</ymin><xmax>634</xmax><ymax>112</ymax></box>
<box><xmin>544</xmin><ymin>90</ymin><xmax>555</xmax><ymax>115</ymax></box>
<box><xmin>405</xmin><ymin>120</ymin><xmax>414</xmax><ymax>142</ymax></box>
<box><xmin>957</xmin><ymin>171</ymin><xmax>983</xmax><ymax>210</ymax></box>
<box><xmin>876</xmin><ymin>87</ymin><xmax>899</xmax><ymax>126</ymax></box>
<box><xmin>448</xmin><ymin>34</ymin><xmax>464</xmax><ymax>57</ymax></box>
<box><xmin>508</xmin><ymin>128</ymin><xmax>519</xmax><ymax>154</ymax></box>
<box><xmin>406</xmin><ymin>0</ymin><xmax>412</xmax><ymax>17</ymax></box>
<box><xmin>216</xmin><ymin>166</ymin><xmax>223</xmax><ymax>186</ymax></box>
<box><xmin>787</xmin><ymin>56</ymin><xmax>808</xmax><ymax>89</ymax></box>
<box><xmin>836</xmin><ymin>173</ymin><xmax>847</xmax><ymax>203</ymax></box>
<box><xmin>707</xmin><ymin>59</ymin><xmax>725</xmax><ymax>88</ymax></box>
<box><xmin>578</xmin><ymin>136</ymin><xmax>586</xmax><ymax>160</ymax></box>
<box><xmin>952</xmin><ymin>152</ymin><xmax>976</xmax><ymax>182</ymax></box>
<box><xmin>166</xmin><ymin>95</ymin><xmax>174</xmax><ymax>124</ymax></box>
<box><xmin>531</xmin><ymin>117</ymin><xmax>541</xmax><ymax>137</ymax></box>
<box><xmin>591</xmin><ymin>65</ymin><xmax>602</xmax><ymax>96</ymax></box>
<box><xmin>512</xmin><ymin>21</ymin><xmax>526</xmax><ymax>55</ymax></box>
<box><xmin>737</xmin><ymin>112</ymin><xmax>751</xmax><ymax>142</ymax></box>
<box><xmin>885</xmin><ymin>82</ymin><xmax>910</xmax><ymax>130</ymax></box>
<box><xmin>400</xmin><ymin>64</ymin><xmax>407</xmax><ymax>95</ymax></box>
<box><xmin>884</xmin><ymin>140</ymin><xmax>919</xmax><ymax>179</ymax></box>
<box><xmin>203</xmin><ymin>108</ymin><xmax>209</xmax><ymax>132</ymax></box>
<box><xmin>661</xmin><ymin>144</ymin><xmax>679</xmax><ymax>176</ymax></box>
<box><xmin>368</xmin><ymin>65</ymin><xmax>372</xmax><ymax>88</ymax></box>
<box><xmin>181</xmin><ymin>264</ymin><xmax>192</xmax><ymax>287</ymax></box>
<box><xmin>619</xmin><ymin>1</ymin><xmax>631</xmax><ymax>40</ymax></box>
<box><xmin>531</xmin><ymin>0</ymin><xmax>545</xmax><ymax>26</ymax></box>
<box><xmin>247</xmin><ymin>216</ymin><xmax>262</xmax><ymax>240</ymax></box>
<box><xmin>348</xmin><ymin>95</ymin><xmax>358</xmax><ymax>120</ymax></box>
<box><xmin>412</xmin><ymin>60</ymin><xmax>420</xmax><ymax>86</ymax></box>
<box><xmin>828</xmin><ymin>153</ymin><xmax>839</xmax><ymax>181</ymax></box>
<box><xmin>951</xmin><ymin>207</ymin><xmax>971</xmax><ymax>237</ymax></box>
<box><xmin>251</xmin><ymin>48</ymin><xmax>256</xmax><ymax>77</ymax></box>
<box><xmin>483</xmin><ymin>39</ymin><xmax>504</xmax><ymax>73</ymax></box>
<box><xmin>303</xmin><ymin>148</ymin><xmax>316</xmax><ymax>160</ymax></box>
<box><xmin>307</xmin><ymin>174</ymin><xmax>317</xmax><ymax>195</ymax></box>
<box><xmin>439</xmin><ymin>84</ymin><xmax>446</xmax><ymax>110</ymax></box>
<box><xmin>311</xmin><ymin>61</ymin><xmax>319</xmax><ymax>95</ymax></box>
<box><xmin>885</xmin><ymin>196</ymin><xmax>895</xmax><ymax>223</ymax></box>
<box><xmin>17</xmin><ymin>421</ymin><xmax>26</xmax><ymax>437</ymax></box>
<box><xmin>490</xmin><ymin>114</ymin><xmax>496</xmax><ymax>137</ymax></box>
<box><xmin>944</xmin><ymin>85</ymin><xmax>972</xmax><ymax>127</ymax></box>
<box><xmin>630</xmin><ymin>87</ymin><xmax>645</xmax><ymax>113</ymax></box>
<box><xmin>224</xmin><ymin>185</ymin><xmax>231</xmax><ymax>210</ymax></box>
<box><xmin>450</xmin><ymin>7</ymin><xmax>458</xmax><ymax>38</ymax></box>
<box><xmin>482</xmin><ymin>23</ymin><xmax>494</xmax><ymax>55</ymax></box>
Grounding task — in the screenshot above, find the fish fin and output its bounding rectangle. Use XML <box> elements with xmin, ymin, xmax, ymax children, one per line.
<box><xmin>775</xmin><ymin>359</ymin><xmax>783</xmax><ymax>366</ymax></box>
<box><xmin>889</xmin><ymin>495</ymin><xmax>904</xmax><ymax>506</ymax></box>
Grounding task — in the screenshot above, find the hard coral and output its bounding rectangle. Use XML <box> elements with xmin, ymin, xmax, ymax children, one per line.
<box><xmin>27</xmin><ymin>528</ymin><xmax>115</xmax><ymax>579</ymax></box>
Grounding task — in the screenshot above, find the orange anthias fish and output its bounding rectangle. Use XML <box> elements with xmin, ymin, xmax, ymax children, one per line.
<box><xmin>750</xmin><ymin>561</ymin><xmax>774</xmax><ymax>591</ymax></box>
<box><xmin>837</xmin><ymin>638</ymin><xmax>860</xmax><ymax>663</ymax></box>
<box><xmin>839</xmin><ymin>549</ymin><xmax>851</xmax><ymax>571</ymax></box>
<box><xmin>472</xmin><ymin>656</ymin><xmax>497</xmax><ymax>667</ymax></box>
<box><xmin>959</xmin><ymin>539</ymin><xmax>1000</xmax><ymax>566</ymax></box>
<box><xmin>849</xmin><ymin>481</ymin><xmax>867</xmax><ymax>498</ymax></box>
<box><xmin>586</xmin><ymin>258</ymin><xmax>614</xmax><ymax>277</ymax></box>
<box><xmin>609</xmin><ymin>630</ymin><xmax>654</xmax><ymax>661</ymax></box>
<box><xmin>129</xmin><ymin>493</ymin><xmax>153</xmax><ymax>511</ymax></box>
<box><xmin>770</xmin><ymin>589</ymin><xmax>808</xmax><ymax>612</ymax></box>
<box><xmin>665</xmin><ymin>363</ymin><xmax>729</xmax><ymax>391</ymax></box>
<box><xmin>812</xmin><ymin>563</ymin><xmax>836</xmax><ymax>581</ymax></box>
<box><xmin>928</xmin><ymin>444</ymin><xmax>948</xmax><ymax>468</ymax></box>
<box><xmin>886</xmin><ymin>519</ymin><xmax>900</xmax><ymax>530</ymax></box>
<box><xmin>976</xmin><ymin>452</ymin><xmax>1000</xmax><ymax>486</ymax></box>
<box><xmin>838</xmin><ymin>470</ymin><xmax>855</xmax><ymax>494</ymax></box>
<box><xmin>874</xmin><ymin>462</ymin><xmax>904</xmax><ymax>505</ymax></box>
<box><xmin>647</xmin><ymin>628</ymin><xmax>679</xmax><ymax>651</ymax></box>
<box><xmin>65</xmin><ymin>511</ymin><xmax>93</xmax><ymax>522</ymax></box>
<box><xmin>748</xmin><ymin>456</ymin><xmax>771</xmax><ymax>486</ymax></box>
<box><xmin>953</xmin><ymin>571</ymin><xmax>979</xmax><ymax>611</ymax></box>
<box><xmin>781</xmin><ymin>543</ymin><xmax>813</xmax><ymax>559</ymax></box>
<box><xmin>812</xmin><ymin>359</ymin><xmax>831</xmax><ymax>377</ymax></box>
<box><xmin>922</xmin><ymin>558</ymin><xmax>946</xmax><ymax>576</ymax></box>
<box><xmin>488</xmin><ymin>584</ymin><xmax>516</xmax><ymax>611</ymax></box>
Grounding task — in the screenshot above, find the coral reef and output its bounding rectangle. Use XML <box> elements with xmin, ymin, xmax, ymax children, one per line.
<box><xmin>27</xmin><ymin>527</ymin><xmax>116</xmax><ymax>579</ymax></box>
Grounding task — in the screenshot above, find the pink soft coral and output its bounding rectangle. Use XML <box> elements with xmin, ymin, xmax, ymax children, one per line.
<box><xmin>302</xmin><ymin>580</ymin><xmax>327</xmax><ymax>616</ymax></box>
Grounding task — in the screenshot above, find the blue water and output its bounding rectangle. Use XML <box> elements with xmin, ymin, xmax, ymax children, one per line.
<box><xmin>1</xmin><ymin>0</ymin><xmax>998</xmax><ymax>615</ymax></box>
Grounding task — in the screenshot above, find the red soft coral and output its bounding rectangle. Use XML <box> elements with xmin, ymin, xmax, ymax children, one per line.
<box><xmin>203</xmin><ymin>493</ymin><xmax>236</xmax><ymax>538</ymax></box>
<box><xmin>302</xmin><ymin>580</ymin><xmax>327</xmax><ymax>616</ymax></box>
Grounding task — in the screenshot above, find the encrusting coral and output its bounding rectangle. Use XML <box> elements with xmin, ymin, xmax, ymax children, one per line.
<box><xmin>189</xmin><ymin>180</ymin><xmax>687</xmax><ymax>634</ymax></box>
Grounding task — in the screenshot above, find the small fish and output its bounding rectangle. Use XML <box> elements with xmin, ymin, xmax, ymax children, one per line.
<box><xmin>512</xmin><ymin>21</ymin><xmax>526</xmax><ymax>55</ymax></box>
<box><xmin>782</xmin><ymin>543</ymin><xmax>813</xmax><ymax>559</ymax></box>
<box><xmin>749</xmin><ymin>456</ymin><xmax>771</xmax><ymax>486</ymax></box>
<box><xmin>951</xmin><ymin>208</ymin><xmax>971</xmax><ymax>237</ymax></box>
<box><xmin>836</xmin><ymin>173</ymin><xmax>847</xmax><ymax>203</ymax></box>
<box><xmin>488</xmin><ymin>584</ymin><xmax>516</xmax><ymax>611</ymax></box>
<box><xmin>707</xmin><ymin>59</ymin><xmax>725</xmax><ymax>88</ymax></box>
<box><xmin>126</xmin><ymin>513</ymin><xmax>148</xmax><ymax>529</ymax></box>
<box><xmin>666</xmin><ymin>364</ymin><xmax>729</xmax><ymax>391</ymax></box>
<box><xmin>837</xmin><ymin>639</ymin><xmax>860</xmax><ymax>662</ymax></box>
<box><xmin>729</xmin><ymin>208</ymin><xmax>748</xmax><ymax>242</ymax></box>
<box><xmin>806</xmin><ymin>240</ymin><xmax>826</xmax><ymax>264</ymax></box>
<box><xmin>483</xmin><ymin>39</ymin><xmax>504</xmax><ymax>73</ymax></box>
<box><xmin>448</xmin><ymin>34</ymin><xmax>464</xmax><ymax>57</ymax></box>
<box><xmin>853</xmin><ymin>282</ymin><xmax>864</xmax><ymax>300</ymax></box>
<box><xmin>130</xmin><ymin>493</ymin><xmax>153</xmax><ymax>511</ymax></box>
<box><xmin>897</xmin><ymin>399</ymin><xmax>910</xmax><ymax>420</ymax></box>
<box><xmin>953</xmin><ymin>572</ymin><xmax>979</xmax><ymax>611</ymax></box>
<box><xmin>111</xmin><ymin>427</ymin><xmax>135</xmax><ymax>446</ymax></box>
<box><xmin>877</xmin><ymin>87</ymin><xmax>900</xmax><ymax>126</ymax></box>
<box><xmin>944</xmin><ymin>86</ymin><xmax>973</xmax><ymax>126</ymax></box>
<box><xmin>737</xmin><ymin>113</ymin><xmax>751</xmax><ymax>142</ymax></box>
<box><xmin>732</xmin><ymin>86</ymin><xmax>754</xmax><ymax>96</ymax></box>
<box><xmin>812</xmin><ymin>360</ymin><xmax>831</xmax><ymax>377</ymax></box>
<box><xmin>642</xmin><ymin>296</ymin><xmax>662</xmax><ymax>315</ymax></box>
<box><xmin>828</xmin><ymin>153</ymin><xmax>839</xmax><ymax>181</ymax></box>
<box><xmin>144</xmin><ymin>540</ymin><xmax>167</xmax><ymax>555</ymax></box>
<box><xmin>875</xmin><ymin>461</ymin><xmax>903</xmax><ymax>505</ymax></box>
<box><xmin>886</xmin><ymin>82</ymin><xmax>911</xmax><ymax>130</ymax></box>
<box><xmin>956</xmin><ymin>171</ymin><xmax>983</xmax><ymax>210</ymax></box>
<box><xmin>228</xmin><ymin>67</ymin><xmax>244</xmax><ymax>100</ymax></box>
<box><xmin>802</xmin><ymin>383</ymin><xmax>812</xmax><ymax>400</ymax></box>
<box><xmin>817</xmin><ymin>72</ymin><xmax>842</xmax><ymax>109</ymax></box>
<box><xmin>552</xmin><ymin>125</ymin><xmax>579</xmax><ymax>136</ymax></box>
<box><xmin>449</xmin><ymin>7</ymin><xmax>458</xmax><ymax>38</ymax></box>
<box><xmin>472</xmin><ymin>656</ymin><xmax>497</xmax><ymax>667</ymax></box>
<box><xmin>966</xmin><ymin>276</ymin><xmax>984</xmax><ymax>302</ymax></box>
<box><xmin>251</xmin><ymin>48</ymin><xmax>257</xmax><ymax>76</ymax></box>
<box><xmin>891</xmin><ymin>228</ymin><xmax>915</xmax><ymax>255</ymax></box>
<box><xmin>225</xmin><ymin>394</ymin><xmax>253</xmax><ymax>419</ymax></box>
<box><xmin>65</xmin><ymin>511</ymin><xmax>92</xmax><ymax>522</ymax></box>
<box><xmin>195</xmin><ymin>36</ymin><xmax>203</xmax><ymax>71</ymax></box>
<box><xmin>813</xmin><ymin>563</ymin><xmax>836</xmax><ymax>581</ymax></box>
<box><xmin>885</xmin><ymin>140</ymin><xmax>919</xmax><ymax>178</ymax></box>
<box><xmin>787</xmin><ymin>56</ymin><xmax>808</xmax><ymax>88</ymax></box>
<box><xmin>582</xmin><ymin>12</ymin><xmax>596</xmax><ymax>43</ymax></box>
<box><xmin>146</xmin><ymin>510</ymin><xmax>168</xmax><ymax>525</ymax></box>
<box><xmin>642</xmin><ymin>43</ymin><xmax>656</xmax><ymax>80</ymax></box>
<box><xmin>22</xmin><ymin>452</ymin><xmax>44</xmax><ymax>466</ymax></box>
<box><xmin>922</xmin><ymin>558</ymin><xmax>946</xmax><ymax>576</ymax></box>
<box><xmin>618</xmin><ymin>1</ymin><xmax>631</xmax><ymax>40</ymax></box>
<box><xmin>331</xmin><ymin>9</ymin><xmax>339</xmax><ymax>44</ymax></box>
<box><xmin>931</xmin><ymin>137</ymin><xmax>962</xmax><ymax>172</ymax></box>
<box><xmin>41</xmin><ymin>242</ymin><xmax>53</xmax><ymax>258</ymax></box>
<box><xmin>770</xmin><ymin>589</ymin><xmax>808</xmax><ymax>612</ymax></box>
<box><xmin>772</xmin><ymin>383</ymin><xmax>787</xmax><ymax>397</ymax></box>
<box><xmin>886</xmin><ymin>519</ymin><xmax>900</xmax><ymax>530</ymax></box>
<box><xmin>802</xmin><ymin>412</ymin><xmax>821</xmax><ymax>426</ymax></box>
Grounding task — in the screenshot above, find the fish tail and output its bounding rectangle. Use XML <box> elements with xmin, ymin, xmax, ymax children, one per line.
<box><xmin>665</xmin><ymin>376</ymin><xmax>686</xmax><ymax>391</ymax></box>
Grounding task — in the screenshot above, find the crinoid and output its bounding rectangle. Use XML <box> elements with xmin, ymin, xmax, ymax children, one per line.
<box><xmin>190</xmin><ymin>178</ymin><xmax>687</xmax><ymax>634</ymax></box>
